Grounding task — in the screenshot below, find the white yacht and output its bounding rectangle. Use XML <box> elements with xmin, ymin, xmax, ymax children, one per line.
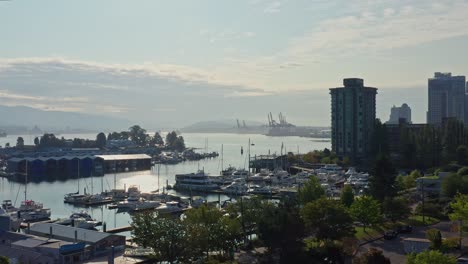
<box><xmin>85</xmin><ymin>194</ymin><xmax>113</xmax><ymax>206</ymax></box>
<box><xmin>56</xmin><ymin>211</ymin><xmax>98</xmax><ymax>229</ymax></box>
<box><xmin>317</xmin><ymin>164</ymin><xmax>343</xmax><ymax>174</ymax></box>
<box><xmin>221</xmin><ymin>166</ymin><xmax>237</xmax><ymax>176</ymax></box>
<box><xmin>250</xmin><ymin>169</ymin><xmax>272</xmax><ymax>181</ymax></box>
<box><xmin>174</xmin><ymin>170</ymin><xmax>220</xmax><ymax>191</ymax></box>
<box><xmin>156</xmin><ymin>201</ymin><xmax>184</xmax><ymax>213</ymax></box>
<box><xmin>270</xmin><ymin>169</ymin><xmax>290</xmax><ymax>184</ymax></box>
<box><xmin>232</xmin><ymin>169</ymin><xmax>249</xmax><ymax>177</ymax></box>
<box><xmin>17</xmin><ymin>200</ymin><xmax>51</xmax><ymax>222</ymax></box>
<box><xmin>222</xmin><ymin>181</ymin><xmax>248</xmax><ymax>195</ymax></box>
<box><xmin>64</xmin><ymin>193</ymin><xmax>90</xmax><ymax>204</ymax></box>
<box><xmin>248</xmin><ymin>185</ymin><xmax>273</xmax><ymax>195</ymax></box>
<box><xmin>133</xmin><ymin>200</ymin><xmax>161</xmax><ymax>211</ymax></box>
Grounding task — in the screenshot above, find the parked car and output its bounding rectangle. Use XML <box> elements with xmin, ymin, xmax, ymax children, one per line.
<box><xmin>384</xmin><ymin>230</ymin><xmax>398</xmax><ymax>240</ymax></box>
<box><xmin>396</xmin><ymin>225</ymin><xmax>413</xmax><ymax>234</ymax></box>
<box><xmin>457</xmin><ymin>257</ymin><xmax>468</xmax><ymax>263</ymax></box>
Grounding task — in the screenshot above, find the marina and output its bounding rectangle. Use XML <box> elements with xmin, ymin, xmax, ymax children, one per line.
<box><xmin>0</xmin><ymin>132</ymin><xmax>330</xmax><ymax>236</ymax></box>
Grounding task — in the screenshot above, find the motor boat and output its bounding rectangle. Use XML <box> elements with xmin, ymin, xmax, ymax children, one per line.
<box><xmin>56</xmin><ymin>211</ymin><xmax>97</xmax><ymax>229</ymax></box>
<box><xmin>248</xmin><ymin>185</ymin><xmax>273</xmax><ymax>195</ymax></box>
<box><xmin>64</xmin><ymin>193</ymin><xmax>90</xmax><ymax>204</ymax></box>
<box><xmin>232</xmin><ymin>169</ymin><xmax>249</xmax><ymax>177</ymax></box>
<box><xmin>222</xmin><ymin>181</ymin><xmax>248</xmax><ymax>195</ymax></box>
<box><xmin>174</xmin><ymin>170</ymin><xmax>220</xmax><ymax>191</ymax></box>
<box><xmin>156</xmin><ymin>201</ymin><xmax>184</xmax><ymax>213</ymax></box>
<box><xmin>18</xmin><ymin>200</ymin><xmax>51</xmax><ymax>222</ymax></box>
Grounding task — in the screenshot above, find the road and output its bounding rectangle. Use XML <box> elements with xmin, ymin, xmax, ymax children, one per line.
<box><xmin>358</xmin><ymin>221</ymin><xmax>467</xmax><ymax>263</ymax></box>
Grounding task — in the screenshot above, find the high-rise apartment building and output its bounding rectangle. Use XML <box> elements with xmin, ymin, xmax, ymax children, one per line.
<box><xmin>387</xmin><ymin>103</ymin><xmax>412</xmax><ymax>124</ymax></box>
<box><xmin>330</xmin><ymin>78</ymin><xmax>377</xmax><ymax>162</ymax></box>
<box><xmin>427</xmin><ymin>72</ymin><xmax>466</xmax><ymax>124</ymax></box>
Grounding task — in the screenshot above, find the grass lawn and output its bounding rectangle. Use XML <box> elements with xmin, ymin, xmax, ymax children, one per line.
<box><xmin>355</xmin><ymin>226</ymin><xmax>381</xmax><ymax>241</ymax></box>
<box><xmin>354</xmin><ymin>215</ymin><xmax>440</xmax><ymax>241</ymax></box>
<box><xmin>407</xmin><ymin>215</ymin><xmax>439</xmax><ymax>226</ymax></box>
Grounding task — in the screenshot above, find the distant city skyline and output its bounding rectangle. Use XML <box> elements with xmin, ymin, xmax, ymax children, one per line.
<box><xmin>1</xmin><ymin>1</ymin><xmax>468</xmax><ymax>127</ymax></box>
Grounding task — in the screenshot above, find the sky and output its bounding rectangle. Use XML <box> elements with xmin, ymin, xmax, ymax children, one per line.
<box><xmin>1</xmin><ymin>0</ymin><xmax>468</xmax><ymax>129</ymax></box>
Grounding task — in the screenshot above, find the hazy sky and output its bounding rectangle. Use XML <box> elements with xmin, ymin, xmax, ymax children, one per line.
<box><xmin>1</xmin><ymin>0</ymin><xmax>468</xmax><ymax>128</ymax></box>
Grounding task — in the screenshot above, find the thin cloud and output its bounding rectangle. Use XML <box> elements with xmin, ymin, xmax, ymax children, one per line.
<box><xmin>264</xmin><ymin>1</ymin><xmax>281</xmax><ymax>13</ymax></box>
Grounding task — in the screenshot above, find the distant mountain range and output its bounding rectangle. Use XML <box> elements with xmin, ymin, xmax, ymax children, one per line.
<box><xmin>0</xmin><ymin>105</ymin><xmax>131</xmax><ymax>132</ymax></box>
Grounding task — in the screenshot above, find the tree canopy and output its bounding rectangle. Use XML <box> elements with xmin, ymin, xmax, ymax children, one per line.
<box><xmin>340</xmin><ymin>184</ymin><xmax>355</xmax><ymax>207</ymax></box>
<box><xmin>350</xmin><ymin>196</ymin><xmax>381</xmax><ymax>231</ymax></box>
<box><xmin>353</xmin><ymin>248</ymin><xmax>390</xmax><ymax>264</ymax></box>
<box><xmin>406</xmin><ymin>250</ymin><xmax>456</xmax><ymax>264</ymax></box>
<box><xmin>369</xmin><ymin>154</ymin><xmax>397</xmax><ymax>202</ymax></box>
<box><xmin>297</xmin><ymin>177</ymin><xmax>325</xmax><ymax>205</ymax></box>
<box><xmin>301</xmin><ymin>197</ymin><xmax>355</xmax><ymax>241</ymax></box>
<box><xmin>382</xmin><ymin>197</ymin><xmax>411</xmax><ymax>222</ymax></box>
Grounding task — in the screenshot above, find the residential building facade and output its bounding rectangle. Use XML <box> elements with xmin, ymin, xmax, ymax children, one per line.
<box><xmin>427</xmin><ymin>72</ymin><xmax>466</xmax><ymax>125</ymax></box>
<box><xmin>387</xmin><ymin>103</ymin><xmax>412</xmax><ymax>124</ymax></box>
<box><xmin>330</xmin><ymin>78</ymin><xmax>377</xmax><ymax>163</ymax></box>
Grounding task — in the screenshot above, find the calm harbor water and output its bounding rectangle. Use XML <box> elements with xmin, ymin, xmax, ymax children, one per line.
<box><xmin>0</xmin><ymin>133</ymin><xmax>330</xmax><ymax>232</ymax></box>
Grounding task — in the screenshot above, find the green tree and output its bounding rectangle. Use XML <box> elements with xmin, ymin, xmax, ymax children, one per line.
<box><xmin>340</xmin><ymin>185</ymin><xmax>355</xmax><ymax>207</ymax></box>
<box><xmin>173</xmin><ymin>136</ymin><xmax>186</xmax><ymax>151</ymax></box>
<box><xmin>166</xmin><ymin>131</ymin><xmax>178</xmax><ymax>147</ymax></box>
<box><xmin>457</xmin><ymin>166</ymin><xmax>468</xmax><ymax>176</ymax></box>
<box><xmin>442</xmin><ymin>173</ymin><xmax>468</xmax><ymax>198</ymax></box>
<box><xmin>0</xmin><ymin>256</ymin><xmax>9</xmax><ymax>264</ymax></box>
<box><xmin>297</xmin><ymin>177</ymin><xmax>325</xmax><ymax>205</ymax></box>
<box><xmin>382</xmin><ymin>197</ymin><xmax>411</xmax><ymax>222</ymax></box>
<box><xmin>96</xmin><ymin>132</ymin><xmax>107</xmax><ymax>148</ymax></box>
<box><xmin>153</xmin><ymin>132</ymin><xmax>164</xmax><ymax>145</ymax></box>
<box><xmin>456</xmin><ymin>145</ymin><xmax>468</xmax><ymax>165</ymax></box>
<box><xmin>184</xmin><ymin>205</ymin><xmax>240</xmax><ymax>258</ymax></box>
<box><xmin>350</xmin><ymin>196</ymin><xmax>381</xmax><ymax>231</ymax></box>
<box><xmin>129</xmin><ymin>125</ymin><xmax>148</xmax><ymax>146</ymax></box>
<box><xmin>33</xmin><ymin>137</ymin><xmax>39</xmax><ymax>146</ymax></box>
<box><xmin>426</xmin><ymin>228</ymin><xmax>442</xmax><ymax>250</ymax></box>
<box><xmin>449</xmin><ymin>193</ymin><xmax>468</xmax><ymax>248</ymax></box>
<box><xmin>370</xmin><ymin>119</ymin><xmax>389</xmax><ymax>157</ymax></box>
<box><xmin>131</xmin><ymin>212</ymin><xmax>189</xmax><ymax>263</ymax></box>
<box><xmin>410</xmin><ymin>169</ymin><xmax>422</xmax><ymax>179</ymax></box>
<box><xmin>301</xmin><ymin>197</ymin><xmax>355</xmax><ymax>241</ymax></box>
<box><xmin>407</xmin><ymin>250</ymin><xmax>456</xmax><ymax>264</ymax></box>
<box><xmin>16</xmin><ymin>137</ymin><xmax>24</xmax><ymax>148</ymax></box>
<box><xmin>369</xmin><ymin>154</ymin><xmax>397</xmax><ymax>202</ymax></box>
<box><xmin>256</xmin><ymin>200</ymin><xmax>309</xmax><ymax>262</ymax></box>
<box><xmin>353</xmin><ymin>247</ymin><xmax>390</xmax><ymax>264</ymax></box>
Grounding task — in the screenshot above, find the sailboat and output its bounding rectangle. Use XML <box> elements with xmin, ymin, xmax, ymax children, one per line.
<box><xmin>17</xmin><ymin>161</ymin><xmax>52</xmax><ymax>222</ymax></box>
<box><xmin>64</xmin><ymin>160</ymin><xmax>90</xmax><ymax>204</ymax></box>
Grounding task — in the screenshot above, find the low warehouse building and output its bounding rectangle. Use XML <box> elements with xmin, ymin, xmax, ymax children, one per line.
<box><xmin>27</xmin><ymin>223</ymin><xmax>126</xmax><ymax>257</ymax></box>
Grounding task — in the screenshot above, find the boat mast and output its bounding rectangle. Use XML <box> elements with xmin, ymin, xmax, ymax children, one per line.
<box><xmin>248</xmin><ymin>138</ymin><xmax>250</xmax><ymax>180</ymax></box>
<box><xmin>24</xmin><ymin>160</ymin><xmax>28</xmax><ymax>201</ymax></box>
<box><xmin>221</xmin><ymin>144</ymin><xmax>224</xmax><ymax>173</ymax></box>
<box><xmin>77</xmin><ymin>160</ymin><xmax>80</xmax><ymax>193</ymax></box>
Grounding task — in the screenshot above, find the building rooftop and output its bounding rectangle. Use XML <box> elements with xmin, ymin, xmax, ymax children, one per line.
<box><xmin>29</xmin><ymin>223</ymin><xmax>120</xmax><ymax>244</ymax></box>
<box><xmin>95</xmin><ymin>154</ymin><xmax>151</xmax><ymax>161</ymax></box>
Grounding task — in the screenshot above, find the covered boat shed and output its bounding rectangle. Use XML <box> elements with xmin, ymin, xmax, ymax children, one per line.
<box><xmin>95</xmin><ymin>154</ymin><xmax>151</xmax><ymax>173</ymax></box>
<box><xmin>7</xmin><ymin>155</ymin><xmax>102</xmax><ymax>179</ymax></box>
<box><xmin>7</xmin><ymin>154</ymin><xmax>151</xmax><ymax>180</ymax></box>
